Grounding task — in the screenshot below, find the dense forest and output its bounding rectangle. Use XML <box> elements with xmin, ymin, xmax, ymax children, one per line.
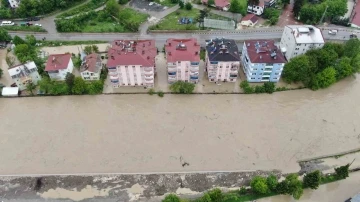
<box><xmin>0</xmin><ymin>0</ymin><xmax>87</xmax><ymax>18</ymax></box>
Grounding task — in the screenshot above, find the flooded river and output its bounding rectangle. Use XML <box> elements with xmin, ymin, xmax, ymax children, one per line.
<box><xmin>0</xmin><ymin>76</ymin><xmax>360</xmax><ymax>175</ymax></box>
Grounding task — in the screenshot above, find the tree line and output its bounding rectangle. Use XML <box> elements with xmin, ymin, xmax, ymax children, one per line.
<box><xmin>282</xmin><ymin>40</ymin><xmax>360</xmax><ymax>90</ymax></box>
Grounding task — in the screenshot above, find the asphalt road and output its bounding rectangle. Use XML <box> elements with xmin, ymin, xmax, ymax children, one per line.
<box><xmin>8</xmin><ymin>27</ymin><xmax>357</xmax><ymax>48</ymax></box>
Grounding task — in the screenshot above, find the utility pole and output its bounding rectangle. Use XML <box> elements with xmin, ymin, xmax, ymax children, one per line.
<box><xmin>319</xmin><ymin>5</ymin><xmax>328</xmax><ymax>25</ymax></box>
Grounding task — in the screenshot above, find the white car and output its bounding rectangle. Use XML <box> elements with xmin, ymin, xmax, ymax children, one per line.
<box><xmin>34</xmin><ymin>23</ymin><xmax>42</xmax><ymax>27</ymax></box>
<box><xmin>328</xmin><ymin>30</ymin><xmax>338</xmax><ymax>35</ymax></box>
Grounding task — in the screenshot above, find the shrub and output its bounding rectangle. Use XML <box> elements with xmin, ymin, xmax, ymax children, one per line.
<box><xmin>303</xmin><ymin>170</ymin><xmax>321</xmax><ymax>189</ymax></box>
<box><xmin>170</xmin><ymin>81</ymin><xmax>195</xmax><ymax>94</ymax></box>
<box><xmin>266</xmin><ymin>175</ymin><xmax>278</xmax><ymax>191</ymax></box>
<box><xmin>162</xmin><ymin>193</ymin><xmax>180</xmax><ymax>202</ymax></box>
<box><xmin>244</xmin><ymin>86</ymin><xmax>254</xmax><ymax>94</ymax></box>
<box><xmin>254</xmin><ymin>85</ymin><xmax>265</xmax><ymax>94</ymax></box>
<box><xmin>335</xmin><ymin>164</ymin><xmax>350</xmax><ymax>179</ymax></box>
<box><xmin>263</xmin><ymin>82</ymin><xmax>275</xmax><ymax>94</ymax></box>
<box><xmin>157</xmin><ymin>90</ymin><xmax>164</xmax><ymax>97</ymax></box>
<box><xmin>179</xmin><ymin>1</ymin><xmax>185</xmax><ymax>8</ymax></box>
<box><xmin>250</xmin><ymin>176</ymin><xmax>269</xmax><ymax>195</ymax></box>
<box><xmin>185</xmin><ymin>2</ymin><xmax>193</xmax><ymax>10</ymax></box>
<box><xmin>239</xmin><ymin>186</ymin><xmax>247</xmax><ymax>195</ymax></box>
<box><xmin>148</xmin><ymin>88</ymin><xmax>155</xmax><ymax>95</ymax></box>
<box><xmin>207</xmin><ymin>188</ymin><xmax>223</xmax><ymax>202</ymax></box>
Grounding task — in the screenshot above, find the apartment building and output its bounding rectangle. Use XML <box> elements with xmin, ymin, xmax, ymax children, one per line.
<box><xmin>45</xmin><ymin>54</ymin><xmax>74</xmax><ymax>81</ymax></box>
<box><xmin>107</xmin><ymin>40</ymin><xmax>157</xmax><ymax>88</ymax></box>
<box><xmin>241</xmin><ymin>40</ymin><xmax>287</xmax><ymax>82</ymax></box>
<box><xmin>8</xmin><ymin>61</ymin><xmax>41</xmax><ymax>91</ymax></box>
<box><xmin>80</xmin><ymin>53</ymin><xmax>102</xmax><ymax>81</ymax></box>
<box><xmin>205</xmin><ymin>38</ymin><xmax>240</xmax><ymax>82</ymax></box>
<box><xmin>280</xmin><ymin>25</ymin><xmax>325</xmax><ymax>60</ymax></box>
<box><xmin>8</xmin><ymin>0</ymin><xmax>20</xmax><ymax>8</ymax></box>
<box><xmin>164</xmin><ymin>38</ymin><xmax>200</xmax><ymax>84</ymax></box>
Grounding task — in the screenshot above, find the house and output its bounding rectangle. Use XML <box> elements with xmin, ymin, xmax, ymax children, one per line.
<box><xmin>45</xmin><ymin>54</ymin><xmax>74</xmax><ymax>81</ymax></box>
<box><xmin>107</xmin><ymin>40</ymin><xmax>157</xmax><ymax>88</ymax></box>
<box><xmin>8</xmin><ymin>0</ymin><xmax>20</xmax><ymax>8</ymax></box>
<box><xmin>351</xmin><ymin>1</ymin><xmax>360</xmax><ymax>28</ymax></box>
<box><xmin>80</xmin><ymin>53</ymin><xmax>102</xmax><ymax>81</ymax></box>
<box><xmin>202</xmin><ymin>0</ymin><xmax>230</xmax><ymax>11</ymax></box>
<box><xmin>205</xmin><ymin>38</ymin><xmax>240</xmax><ymax>82</ymax></box>
<box><xmin>280</xmin><ymin>25</ymin><xmax>325</xmax><ymax>60</ymax></box>
<box><xmin>241</xmin><ymin>40</ymin><xmax>287</xmax><ymax>82</ymax></box>
<box><xmin>8</xmin><ymin>61</ymin><xmax>41</xmax><ymax>91</ymax></box>
<box><xmin>247</xmin><ymin>4</ymin><xmax>264</xmax><ymax>15</ymax></box>
<box><xmin>165</xmin><ymin>38</ymin><xmax>200</xmax><ymax>84</ymax></box>
<box><xmin>240</xmin><ymin>14</ymin><xmax>259</xmax><ymax>27</ymax></box>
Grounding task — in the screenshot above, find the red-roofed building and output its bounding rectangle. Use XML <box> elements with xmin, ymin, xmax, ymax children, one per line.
<box><xmin>240</xmin><ymin>14</ymin><xmax>259</xmax><ymax>27</ymax></box>
<box><xmin>80</xmin><ymin>53</ymin><xmax>102</xmax><ymax>81</ymax></box>
<box><xmin>202</xmin><ymin>0</ymin><xmax>230</xmax><ymax>11</ymax></box>
<box><xmin>107</xmin><ymin>40</ymin><xmax>157</xmax><ymax>88</ymax></box>
<box><xmin>45</xmin><ymin>54</ymin><xmax>74</xmax><ymax>81</ymax></box>
<box><xmin>351</xmin><ymin>2</ymin><xmax>360</xmax><ymax>28</ymax></box>
<box><xmin>165</xmin><ymin>38</ymin><xmax>200</xmax><ymax>84</ymax></box>
<box><xmin>241</xmin><ymin>40</ymin><xmax>287</xmax><ymax>83</ymax></box>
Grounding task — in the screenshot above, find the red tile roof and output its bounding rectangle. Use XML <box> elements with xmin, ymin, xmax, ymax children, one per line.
<box><xmin>241</xmin><ymin>14</ymin><xmax>259</xmax><ymax>23</ymax></box>
<box><xmin>165</xmin><ymin>38</ymin><xmax>200</xmax><ymax>63</ymax></box>
<box><xmin>245</xmin><ymin>40</ymin><xmax>287</xmax><ymax>63</ymax></box>
<box><xmin>45</xmin><ymin>54</ymin><xmax>72</xmax><ymax>71</ymax></box>
<box><xmin>202</xmin><ymin>0</ymin><xmax>230</xmax><ymax>8</ymax></box>
<box><xmin>352</xmin><ymin>3</ymin><xmax>360</xmax><ymax>27</ymax></box>
<box><xmin>80</xmin><ymin>53</ymin><xmax>101</xmax><ymax>73</ymax></box>
<box><xmin>107</xmin><ymin>40</ymin><xmax>156</xmax><ymax>68</ymax></box>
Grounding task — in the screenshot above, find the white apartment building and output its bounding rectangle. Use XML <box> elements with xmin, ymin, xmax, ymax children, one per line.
<box><xmin>280</xmin><ymin>25</ymin><xmax>325</xmax><ymax>60</ymax></box>
<box><xmin>8</xmin><ymin>61</ymin><xmax>41</xmax><ymax>91</ymax></box>
<box><xmin>107</xmin><ymin>40</ymin><xmax>157</xmax><ymax>88</ymax></box>
<box><xmin>45</xmin><ymin>54</ymin><xmax>74</xmax><ymax>81</ymax></box>
<box><xmin>205</xmin><ymin>38</ymin><xmax>240</xmax><ymax>82</ymax></box>
<box><xmin>80</xmin><ymin>53</ymin><xmax>102</xmax><ymax>81</ymax></box>
<box><xmin>165</xmin><ymin>38</ymin><xmax>200</xmax><ymax>84</ymax></box>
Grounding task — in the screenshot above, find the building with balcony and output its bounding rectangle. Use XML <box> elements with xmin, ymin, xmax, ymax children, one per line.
<box><xmin>280</xmin><ymin>25</ymin><xmax>325</xmax><ymax>60</ymax></box>
<box><xmin>241</xmin><ymin>40</ymin><xmax>287</xmax><ymax>82</ymax></box>
<box><xmin>45</xmin><ymin>54</ymin><xmax>74</xmax><ymax>81</ymax></box>
<box><xmin>165</xmin><ymin>38</ymin><xmax>200</xmax><ymax>84</ymax></box>
<box><xmin>80</xmin><ymin>53</ymin><xmax>102</xmax><ymax>81</ymax></box>
<box><xmin>205</xmin><ymin>38</ymin><xmax>240</xmax><ymax>82</ymax></box>
<box><xmin>8</xmin><ymin>61</ymin><xmax>41</xmax><ymax>91</ymax></box>
<box><xmin>107</xmin><ymin>40</ymin><xmax>157</xmax><ymax>88</ymax></box>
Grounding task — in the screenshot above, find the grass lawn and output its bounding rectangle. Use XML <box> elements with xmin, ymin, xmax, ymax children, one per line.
<box><xmin>57</xmin><ymin>0</ymin><xmax>107</xmax><ymax>18</ymax></box>
<box><xmin>2</xmin><ymin>26</ymin><xmax>46</xmax><ymax>32</ymax></box>
<box><xmin>151</xmin><ymin>8</ymin><xmax>231</xmax><ymax>30</ymax></box>
<box><xmin>238</xmin><ymin>0</ymin><xmax>247</xmax><ymax>16</ymax></box>
<box><xmin>155</xmin><ymin>0</ymin><xmax>177</xmax><ymax>7</ymax></box>
<box><xmin>38</xmin><ymin>40</ymin><xmax>108</xmax><ymax>47</ymax></box>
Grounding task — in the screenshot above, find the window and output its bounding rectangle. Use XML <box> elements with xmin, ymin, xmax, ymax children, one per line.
<box><xmin>226</xmin><ymin>66</ymin><xmax>229</xmax><ymax>68</ymax></box>
<box><xmin>251</xmin><ymin>77</ymin><xmax>255</xmax><ymax>79</ymax></box>
<box><xmin>220</xmin><ymin>66</ymin><xmax>222</xmax><ymax>68</ymax></box>
<box><xmin>253</xmin><ymin>68</ymin><xmax>257</xmax><ymax>71</ymax></box>
<box><xmin>252</xmin><ymin>73</ymin><xmax>256</xmax><ymax>75</ymax></box>
<box><xmin>296</xmin><ymin>44</ymin><xmax>301</xmax><ymax>46</ymax></box>
<box><xmin>273</xmin><ymin>77</ymin><xmax>278</xmax><ymax>79</ymax></box>
<box><xmin>295</xmin><ymin>48</ymin><xmax>299</xmax><ymax>50</ymax></box>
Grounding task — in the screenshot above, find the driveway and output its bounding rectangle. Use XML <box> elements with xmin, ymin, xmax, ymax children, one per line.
<box><xmin>277</xmin><ymin>0</ymin><xmax>302</xmax><ymax>27</ymax></box>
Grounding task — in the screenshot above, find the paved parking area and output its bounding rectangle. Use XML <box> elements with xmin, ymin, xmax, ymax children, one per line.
<box><xmin>129</xmin><ymin>0</ymin><xmax>168</xmax><ymax>12</ymax></box>
<box><xmin>277</xmin><ymin>4</ymin><xmax>302</xmax><ymax>27</ymax></box>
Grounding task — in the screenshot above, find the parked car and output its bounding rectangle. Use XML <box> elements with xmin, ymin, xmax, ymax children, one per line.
<box><xmin>350</xmin><ymin>33</ymin><xmax>358</xmax><ymax>38</ymax></box>
<box><xmin>0</xmin><ymin>21</ymin><xmax>14</xmax><ymax>26</ymax></box>
<box><xmin>33</xmin><ymin>17</ymin><xmax>40</xmax><ymax>21</ymax></box>
<box><xmin>328</xmin><ymin>30</ymin><xmax>338</xmax><ymax>35</ymax></box>
<box><xmin>35</xmin><ymin>23</ymin><xmax>42</xmax><ymax>27</ymax></box>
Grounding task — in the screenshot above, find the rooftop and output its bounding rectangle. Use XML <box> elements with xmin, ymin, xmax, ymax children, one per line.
<box><xmin>202</xmin><ymin>0</ymin><xmax>230</xmax><ymax>8</ymax></box>
<box><xmin>285</xmin><ymin>25</ymin><xmax>324</xmax><ymax>44</ymax></box>
<box><xmin>352</xmin><ymin>3</ymin><xmax>360</xmax><ymax>27</ymax></box>
<box><xmin>45</xmin><ymin>54</ymin><xmax>72</xmax><ymax>71</ymax></box>
<box><xmin>80</xmin><ymin>53</ymin><xmax>101</xmax><ymax>73</ymax></box>
<box><xmin>107</xmin><ymin>40</ymin><xmax>157</xmax><ymax>68</ymax></box>
<box><xmin>205</xmin><ymin>38</ymin><xmax>240</xmax><ymax>62</ymax></box>
<box><xmin>165</xmin><ymin>38</ymin><xmax>200</xmax><ymax>63</ymax></box>
<box><xmin>241</xmin><ymin>14</ymin><xmax>259</xmax><ymax>23</ymax></box>
<box><xmin>8</xmin><ymin>61</ymin><xmax>37</xmax><ymax>77</ymax></box>
<box><xmin>244</xmin><ymin>40</ymin><xmax>287</xmax><ymax>64</ymax></box>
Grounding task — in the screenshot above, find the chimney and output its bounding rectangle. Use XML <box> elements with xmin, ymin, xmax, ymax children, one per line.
<box><xmin>168</xmin><ymin>52</ymin><xmax>171</xmax><ymax>55</ymax></box>
<box><xmin>169</xmin><ymin>42</ymin><xmax>171</xmax><ymax>46</ymax></box>
<box><xmin>260</xmin><ymin>55</ymin><xmax>262</xmax><ymax>59</ymax></box>
<box><xmin>111</xmin><ymin>55</ymin><xmax>115</xmax><ymax>59</ymax></box>
<box><xmin>147</xmin><ymin>56</ymin><xmax>150</xmax><ymax>59</ymax></box>
<box><xmin>142</xmin><ymin>50</ymin><xmax>145</xmax><ymax>54</ymax></box>
<box><xmin>52</xmin><ymin>56</ymin><xmax>55</xmax><ymax>62</ymax></box>
<box><xmin>195</xmin><ymin>51</ymin><xmax>198</xmax><ymax>55</ymax></box>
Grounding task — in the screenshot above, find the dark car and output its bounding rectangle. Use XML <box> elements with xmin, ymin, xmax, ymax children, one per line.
<box><xmin>350</xmin><ymin>33</ymin><xmax>357</xmax><ymax>38</ymax></box>
<box><xmin>33</xmin><ymin>17</ymin><xmax>40</xmax><ymax>21</ymax></box>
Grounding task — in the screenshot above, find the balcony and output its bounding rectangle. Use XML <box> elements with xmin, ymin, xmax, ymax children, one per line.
<box><xmin>229</xmin><ymin>74</ymin><xmax>237</xmax><ymax>78</ymax></box>
<box><xmin>190</xmin><ymin>67</ymin><xmax>199</xmax><ymax>72</ymax></box>
<box><xmin>144</xmin><ymin>71</ymin><xmax>153</xmax><ymax>76</ymax></box>
<box><xmin>144</xmin><ymin>67</ymin><xmax>153</xmax><ymax>72</ymax></box>
<box><xmin>168</xmin><ymin>67</ymin><xmax>176</xmax><ymax>72</ymax></box>
<box><xmin>145</xmin><ymin>75</ymin><xmax>154</xmax><ymax>80</ymax></box>
<box><xmin>190</xmin><ymin>76</ymin><xmax>198</xmax><ymax>80</ymax></box>
<box><xmin>110</xmin><ymin>79</ymin><xmax>119</xmax><ymax>83</ymax></box>
<box><xmin>190</xmin><ymin>71</ymin><xmax>199</xmax><ymax>76</ymax></box>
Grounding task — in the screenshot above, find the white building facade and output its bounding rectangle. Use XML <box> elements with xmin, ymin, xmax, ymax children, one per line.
<box><xmin>107</xmin><ymin>40</ymin><xmax>157</xmax><ymax>88</ymax></box>
<box><xmin>165</xmin><ymin>39</ymin><xmax>200</xmax><ymax>84</ymax></box>
<box><xmin>205</xmin><ymin>38</ymin><xmax>240</xmax><ymax>82</ymax></box>
<box><xmin>45</xmin><ymin>54</ymin><xmax>74</xmax><ymax>81</ymax></box>
<box><xmin>8</xmin><ymin>61</ymin><xmax>41</xmax><ymax>91</ymax></box>
<box><xmin>280</xmin><ymin>25</ymin><xmax>325</xmax><ymax>60</ymax></box>
<box><xmin>80</xmin><ymin>53</ymin><xmax>102</xmax><ymax>81</ymax></box>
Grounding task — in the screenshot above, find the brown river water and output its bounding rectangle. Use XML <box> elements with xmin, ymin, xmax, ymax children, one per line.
<box><xmin>0</xmin><ymin>76</ymin><xmax>359</xmax><ymax>175</ymax></box>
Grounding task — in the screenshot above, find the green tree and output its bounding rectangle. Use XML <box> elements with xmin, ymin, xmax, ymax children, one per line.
<box><xmin>49</xmin><ymin>82</ymin><xmax>70</xmax><ymax>95</ymax></box>
<box><xmin>229</xmin><ymin>0</ymin><xmax>244</xmax><ymax>15</ymax></box>
<box><xmin>207</xmin><ymin>0</ymin><xmax>215</xmax><ymax>6</ymax></box>
<box><xmin>84</xmin><ymin>44</ymin><xmax>99</xmax><ymax>54</ymax></box>
<box><xmin>0</xmin><ymin>28</ymin><xmax>11</xmax><ymax>42</ymax></box>
<box><xmin>26</xmin><ymin>82</ymin><xmax>37</xmax><ymax>95</ymax></box>
<box><xmin>0</xmin><ymin>68</ymin><xmax>3</xmax><ymax>79</ymax></box>
<box><xmin>266</xmin><ymin>175</ymin><xmax>278</xmax><ymax>191</ymax></box>
<box><xmin>170</xmin><ymin>81</ymin><xmax>195</xmax><ymax>94</ymax></box>
<box><xmin>106</xmin><ymin>0</ymin><xmax>121</xmax><ymax>16</ymax></box>
<box><xmin>344</xmin><ymin>38</ymin><xmax>360</xmax><ymax>59</ymax></box>
<box><xmin>206</xmin><ymin>188</ymin><xmax>223</xmax><ymax>202</ymax></box>
<box><xmin>351</xmin><ymin>53</ymin><xmax>360</xmax><ymax>73</ymax></box>
<box><xmin>65</xmin><ymin>72</ymin><xmax>75</xmax><ymax>89</ymax></box>
<box><xmin>282</xmin><ymin>55</ymin><xmax>312</xmax><ymax>85</ymax></box>
<box><xmin>323</xmin><ymin>42</ymin><xmax>345</xmax><ymax>58</ymax></box>
<box><xmin>334</xmin><ymin>57</ymin><xmax>353</xmax><ymax>80</ymax></box>
<box><xmin>326</xmin><ymin>0</ymin><xmax>348</xmax><ymax>19</ymax></box>
<box><xmin>185</xmin><ymin>2</ymin><xmax>192</xmax><ymax>10</ymax></box>
<box><xmin>254</xmin><ymin>85</ymin><xmax>265</xmax><ymax>93</ymax></box>
<box><xmin>275</xmin><ymin>180</ymin><xmax>288</xmax><ymax>194</ymax></box>
<box><xmin>303</xmin><ymin>170</ymin><xmax>321</xmax><ymax>189</ymax></box>
<box><xmin>263</xmin><ymin>8</ymin><xmax>280</xmax><ymax>25</ymax></box>
<box><xmin>312</xmin><ymin>67</ymin><xmax>337</xmax><ymax>90</ymax></box>
<box><xmin>263</xmin><ymin>82</ymin><xmax>275</xmax><ymax>94</ymax></box>
<box><xmin>12</xmin><ymin>35</ymin><xmax>26</xmax><ymax>45</ymax></box>
<box><xmin>25</xmin><ymin>35</ymin><xmax>37</xmax><ymax>46</ymax></box>
<box><xmin>72</xmin><ymin>77</ymin><xmax>87</xmax><ymax>95</ymax></box>
<box><xmin>5</xmin><ymin>56</ymin><xmax>15</xmax><ymax>67</ymax></box>
<box><xmin>284</xmin><ymin>174</ymin><xmax>303</xmax><ymax>200</ymax></box>
<box><xmin>250</xmin><ymin>176</ymin><xmax>269</xmax><ymax>195</ymax></box>
<box><xmin>86</xmin><ymin>80</ymin><xmax>104</xmax><ymax>94</ymax></box>
<box><xmin>162</xmin><ymin>194</ymin><xmax>180</xmax><ymax>202</ymax></box>
<box><xmin>335</xmin><ymin>164</ymin><xmax>350</xmax><ymax>179</ymax></box>
<box><xmin>118</xmin><ymin>0</ymin><xmax>128</xmax><ymax>4</ymax></box>
<box><xmin>179</xmin><ymin>1</ymin><xmax>185</xmax><ymax>9</ymax></box>
<box><xmin>38</xmin><ymin>77</ymin><xmax>52</xmax><ymax>93</ymax></box>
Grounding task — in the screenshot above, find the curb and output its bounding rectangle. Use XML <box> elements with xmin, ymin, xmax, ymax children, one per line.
<box><xmin>298</xmin><ymin>147</ymin><xmax>360</xmax><ymax>163</ymax></box>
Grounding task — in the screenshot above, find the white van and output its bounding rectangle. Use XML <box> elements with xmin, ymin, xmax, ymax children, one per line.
<box><xmin>328</xmin><ymin>30</ymin><xmax>338</xmax><ymax>35</ymax></box>
<box><xmin>1</xmin><ymin>21</ymin><xmax>15</xmax><ymax>26</ymax></box>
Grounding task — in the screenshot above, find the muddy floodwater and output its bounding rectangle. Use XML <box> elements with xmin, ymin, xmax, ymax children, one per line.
<box><xmin>0</xmin><ymin>76</ymin><xmax>360</xmax><ymax>175</ymax></box>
